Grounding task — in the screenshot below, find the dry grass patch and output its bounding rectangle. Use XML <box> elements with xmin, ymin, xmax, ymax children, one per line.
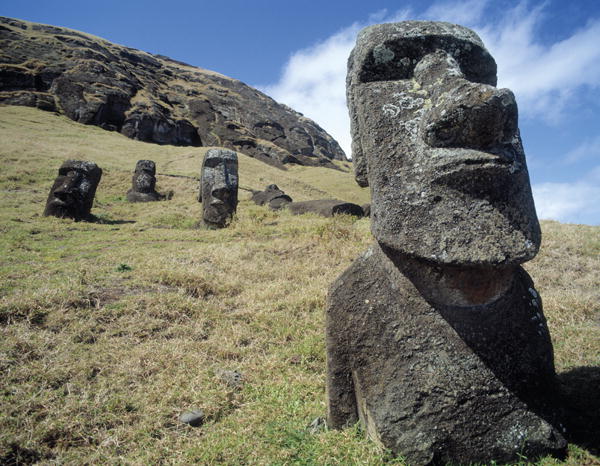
<box><xmin>0</xmin><ymin>106</ymin><xmax>598</xmax><ymax>464</ymax></box>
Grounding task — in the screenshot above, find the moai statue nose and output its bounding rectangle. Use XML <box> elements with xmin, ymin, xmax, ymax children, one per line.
<box><xmin>415</xmin><ymin>50</ymin><xmax>518</xmax><ymax>152</ymax></box>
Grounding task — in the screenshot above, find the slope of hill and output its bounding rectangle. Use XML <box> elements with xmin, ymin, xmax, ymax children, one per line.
<box><xmin>0</xmin><ymin>16</ymin><xmax>346</xmax><ymax>169</ymax></box>
<box><xmin>0</xmin><ymin>106</ymin><xmax>598</xmax><ymax>464</ymax></box>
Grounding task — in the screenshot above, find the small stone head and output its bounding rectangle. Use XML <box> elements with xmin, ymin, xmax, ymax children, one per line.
<box><xmin>44</xmin><ymin>160</ymin><xmax>102</xmax><ymax>221</ymax></box>
<box><xmin>347</xmin><ymin>21</ymin><xmax>541</xmax><ymax>265</ymax></box>
<box><xmin>132</xmin><ymin>160</ymin><xmax>156</xmax><ymax>194</ymax></box>
<box><xmin>200</xmin><ymin>148</ymin><xmax>238</xmax><ymax>228</ymax></box>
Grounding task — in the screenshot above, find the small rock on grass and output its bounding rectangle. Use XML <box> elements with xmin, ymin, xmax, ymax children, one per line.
<box><xmin>308</xmin><ymin>417</ymin><xmax>326</xmax><ymax>434</ymax></box>
<box><xmin>179</xmin><ymin>409</ymin><xmax>204</xmax><ymax>427</ymax></box>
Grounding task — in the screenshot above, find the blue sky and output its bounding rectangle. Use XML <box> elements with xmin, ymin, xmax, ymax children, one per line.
<box><xmin>2</xmin><ymin>0</ymin><xmax>600</xmax><ymax>225</ymax></box>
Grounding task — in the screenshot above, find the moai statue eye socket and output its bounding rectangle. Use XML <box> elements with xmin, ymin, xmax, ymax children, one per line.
<box><xmin>44</xmin><ymin>160</ymin><xmax>102</xmax><ymax>221</ymax></box>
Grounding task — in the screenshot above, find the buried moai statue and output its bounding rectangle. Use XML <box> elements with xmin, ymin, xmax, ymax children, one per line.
<box><xmin>126</xmin><ymin>160</ymin><xmax>165</xmax><ymax>202</ymax></box>
<box><xmin>326</xmin><ymin>21</ymin><xmax>566</xmax><ymax>465</ymax></box>
<box><xmin>251</xmin><ymin>184</ymin><xmax>292</xmax><ymax>210</ymax></box>
<box><xmin>199</xmin><ymin>148</ymin><xmax>238</xmax><ymax>228</ymax></box>
<box><xmin>43</xmin><ymin>160</ymin><xmax>102</xmax><ymax>221</ymax></box>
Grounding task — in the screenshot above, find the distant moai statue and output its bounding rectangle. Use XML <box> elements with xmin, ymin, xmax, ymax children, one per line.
<box><xmin>43</xmin><ymin>160</ymin><xmax>102</xmax><ymax>221</ymax></box>
<box><xmin>251</xmin><ymin>184</ymin><xmax>293</xmax><ymax>210</ymax></box>
<box><xmin>199</xmin><ymin>148</ymin><xmax>238</xmax><ymax>228</ymax></box>
<box><xmin>126</xmin><ymin>160</ymin><xmax>165</xmax><ymax>202</ymax></box>
<box><xmin>326</xmin><ymin>21</ymin><xmax>566</xmax><ymax>465</ymax></box>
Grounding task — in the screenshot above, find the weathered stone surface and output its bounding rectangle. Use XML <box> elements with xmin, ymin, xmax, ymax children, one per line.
<box><xmin>287</xmin><ymin>199</ymin><xmax>363</xmax><ymax>218</ymax></box>
<box><xmin>251</xmin><ymin>184</ymin><xmax>292</xmax><ymax>210</ymax></box>
<box><xmin>347</xmin><ymin>21</ymin><xmax>540</xmax><ymax>266</ymax></box>
<box><xmin>126</xmin><ymin>159</ymin><xmax>165</xmax><ymax>202</ymax></box>
<box><xmin>327</xmin><ymin>245</ymin><xmax>565</xmax><ymax>465</ymax></box>
<box><xmin>327</xmin><ymin>21</ymin><xmax>565</xmax><ymax>465</ymax></box>
<box><xmin>179</xmin><ymin>409</ymin><xmax>204</xmax><ymax>427</ymax></box>
<box><xmin>200</xmin><ymin>149</ymin><xmax>238</xmax><ymax>228</ymax></box>
<box><xmin>216</xmin><ymin>369</ymin><xmax>244</xmax><ymax>389</ymax></box>
<box><xmin>0</xmin><ymin>16</ymin><xmax>346</xmax><ymax>169</ymax></box>
<box><xmin>43</xmin><ymin>160</ymin><xmax>102</xmax><ymax>221</ymax></box>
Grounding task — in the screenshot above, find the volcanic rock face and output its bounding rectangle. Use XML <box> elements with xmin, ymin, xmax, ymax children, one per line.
<box><xmin>0</xmin><ymin>16</ymin><xmax>346</xmax><ymax>169</ymax></box>
<box><xmin>44</xmin><ymin>160</ymin><xmax>102</xmax><ymax>221</ymax></box>
<box><xmin>327</xmin><ymin>21</ymin><xmax>566</xmax><ymax>465</ymax></box>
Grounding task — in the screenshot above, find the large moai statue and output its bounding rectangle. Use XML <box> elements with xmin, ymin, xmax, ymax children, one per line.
<box><xmin>199</xmin><ymin>148</ymin><xmax>238</xmax><ymax>228</ymax></box>
<box><xmin>326</xmin><ymin>21</ymin><xmax>566</xmax><ymax>465</ymax></box>
<box><xmin>126</xmin><ymin>160</ymin><xmax>165</xmax><ymax>202</ymax></box>
<box><xmin>43</xmin><ymin>160</ymin><xmax>102</xmax><ymax>221</ymax></box>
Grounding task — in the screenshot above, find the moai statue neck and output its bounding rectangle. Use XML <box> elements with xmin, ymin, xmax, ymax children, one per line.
<box><xmin>382</xmin><ymin>245</ymin><xmax>515</xmax><ymax>307</ymax></box>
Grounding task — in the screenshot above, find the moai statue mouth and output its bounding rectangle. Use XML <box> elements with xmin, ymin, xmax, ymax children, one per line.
<box><xmin>327</xmin><ymin>21</ymin><xmax>566</xmax><ymax>466</ymax></box>
<box><xmin>199</xmin><ymin>148</ymin><xmax>239</xmax><ymax>228</ymax></box>
<box><xmin>44</xmin><ymin>160</ymin><xmax>102</xmax><ymax>221</ymax></box>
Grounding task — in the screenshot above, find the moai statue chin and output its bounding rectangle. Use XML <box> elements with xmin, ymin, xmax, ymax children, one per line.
<box><xmin>327</xmin><ymin>21</ymin><xmax>566</xmax><ymax>465</ymax></box>
<box><xmin>126</xmin><ymin>160</ymin><xmax>165</xmax><ymax>202</ymax></box>
<box><xmin>43</xmin><ymin>160</ymin><xmax>102</xmax><ymax>221</ymax></box>
<box><xmin>199</xmin><ymin>148</ymin><xmax>238</xmax><ymax>228</ymax></box>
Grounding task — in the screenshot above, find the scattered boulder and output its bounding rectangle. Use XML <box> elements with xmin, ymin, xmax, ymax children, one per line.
<box><xmin>179</xmin><ymin>409</ymin><xmax>204</xmax><ymax>427</ymax></box>
<box><xmin>126</xmin><ymin>160</ymin><xmax>165</xmax><ymax>202</ymax></box>
<box><xmin>199</xmin><ymin>149</ymin><xmax>238</xmax><ymax>228</ymax></box>
<box><xmin>251</xmin><ymin>184</ymin><xmax>292</xmax><ymax>210</ymax></box>
<box><xmin>216</xmin><ymin>369</ymin><xmax>244</xmax><ymax>389</ymax></box>
<box><xmin>326</xmin><ymin>21</ymin><xmax>565</xmax><ymax>465</ymax></box>
<box><xmin>287</xmin><ymin>199</ymin><xmax>363</xmax><ymax>218</ymax></box>
<box><xmin>43</xmin><ymin>160</ymin><xmax>102</xmax><ymax>221</ymax></box>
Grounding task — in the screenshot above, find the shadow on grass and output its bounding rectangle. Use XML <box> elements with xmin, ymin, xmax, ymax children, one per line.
<box><xmin>559</xmin><ymin>366</ymin><xmax>600</xmax><ymax>455</ymax></box>
<box><xmin>91</xmin><ymin>216</ymin><xmax>136</xmax><ymax>225</ymax></box>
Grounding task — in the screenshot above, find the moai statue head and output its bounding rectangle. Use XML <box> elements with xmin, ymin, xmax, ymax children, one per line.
<box><xmin>127</xmin><ymin>160</ymin><xmax>164</xmax><ymax>202</ymax></box>
<box><xmin>132</xmin><ymin>160</ymin><xmax>156</xmax><ymax>193</ymax></box>
<box><xmin>43</xmin><ymin>160</ymin><xmax>102</xmax><ymax>221</ymax></box>
<box><xmin>200</xmin><ymin>148</ymin><xmax>238</xmax><ymax>228</ymax></box>
<box><xmin>347</xmin><ymin>21</ymin><xmax>541</xmax><ymax>265</ymax></box>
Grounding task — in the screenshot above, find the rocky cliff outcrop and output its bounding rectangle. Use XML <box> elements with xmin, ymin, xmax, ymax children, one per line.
<box><xmin>0</xmin><ymin>16</ymin><xmax>346</xmax><ymax>168</ymax></box>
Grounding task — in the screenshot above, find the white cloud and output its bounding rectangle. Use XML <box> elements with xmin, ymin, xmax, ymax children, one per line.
<box><xmin>533</xmin><ymin>175</ymin><xmax>600</xmax><ymax>225</ymax></box>
<box><xmin>261</xmin><ymin>1</ymin><xmax>600</xmax><ymax>224</ymax></box>
<box><xmin>260</xmin><ymin>25</ymin><xmax>358</xmax><ymax>159</ymax></box>
<box><xmin>564</xmin><ymin>136</ymin><xmax>600</xmax><ymax>164</ymax></box>
<box><xmin>262</xmin><ymin>1</ymin><xmax>600</xmax><ymax>160</ymax></box>
<box><xmin>424</xmin><ymin>0</ymin><xmax>488</xmax><ymax>25</ymax></box>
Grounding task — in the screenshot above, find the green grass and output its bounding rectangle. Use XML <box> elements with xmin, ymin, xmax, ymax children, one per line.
<box><xmin>0</xmin><ymin>105</ymin><xmax>598</xmax><ymax>464</ymax></box>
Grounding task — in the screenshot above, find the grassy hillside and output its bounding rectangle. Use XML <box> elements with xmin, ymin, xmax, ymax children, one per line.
<box><xmin>0</xmin><ymin>106</ymin><xmax>598</xmax><ymax>464</ymax></box>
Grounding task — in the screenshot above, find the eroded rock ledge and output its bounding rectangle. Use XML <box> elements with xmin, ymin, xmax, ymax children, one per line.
<box><xmin>0</xmin><ymin>16</ymin><xmax>346</xmax><ymax>169</ymax></box>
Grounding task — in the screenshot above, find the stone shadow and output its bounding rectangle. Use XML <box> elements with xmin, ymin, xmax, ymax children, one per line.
<box><xmin>558</xmin><ymin>365</ymin><xmax>600</xmax><ymax>455</ymax></box>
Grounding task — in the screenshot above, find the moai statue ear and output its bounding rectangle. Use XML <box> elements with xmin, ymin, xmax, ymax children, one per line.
<box><xmin>347</xmin><ymin>48</ymin><xmax>369</xmax><ymax>188</ymax></box>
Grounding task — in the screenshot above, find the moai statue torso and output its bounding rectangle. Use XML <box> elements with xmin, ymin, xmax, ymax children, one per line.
<box><xmin>43</xmin><ymin>160</ymin><xmax>102</xmax><ymax>221</ymax></box>
<box><xmin>199</xmin><ymin>149</ymin><xmax>238</xmax><ymax>228</ymax></box>
<box><xmin>326</xmin><ymin>21</ymin><xmax>566</xmax><ymax>465</ymax></box>
<box><xmin>126</xmin><ymin>160</ymin><xmax>164</xmax><ymax>202</ymax></box>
